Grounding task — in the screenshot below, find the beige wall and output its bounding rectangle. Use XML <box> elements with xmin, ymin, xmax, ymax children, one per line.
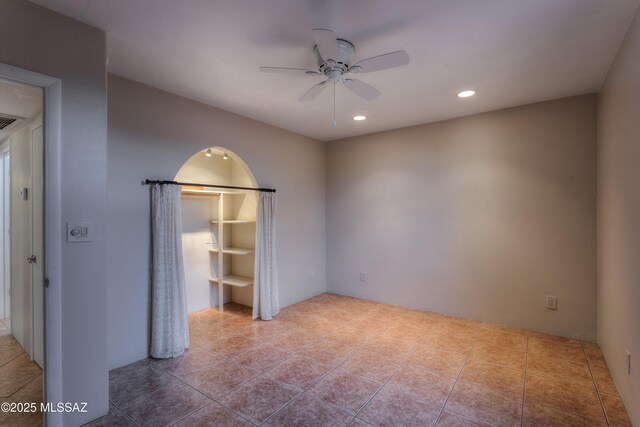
<box><xmin>107</xmin><ymin>75</ymin><xmax>326</xmax><ymax>369</ymax></box>
<box><xmin>327</xmin><ymin>95</ymin><xmax>597</xmax><ymax>340</ymax></box>
<box><xmin>597</xmin><ymin>6</ymin><xmax>640</xmax><ymax>426</ymax></box>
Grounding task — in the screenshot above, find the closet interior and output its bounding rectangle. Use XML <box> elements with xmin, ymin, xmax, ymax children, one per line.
<box><xmin>176</xmin><ymin>148</ymin><xmax>258</xmax><ymax>313</ymax></box>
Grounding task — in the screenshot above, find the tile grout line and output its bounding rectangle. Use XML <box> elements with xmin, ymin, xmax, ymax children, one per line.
<box><xmin>128</xmin><ymin>347</ymin><xmax>267</xmax><ymax>426</ymax></box>
<box><xmin>432</xmin><ymin>326</ymin><xmax>478</xmax><ymax>426</ymax></box>
<box><xmin>3</xmin><ymin>370</ymin><xmax>42</xmax><ymax>399</ymax></box>
<box><xmin>168</xmin><ymin>369</ymin><xmax>259</xmax><ymax>426</ymax></box>
<box><xmin>255</xmin><ymin>322</ymin><xmax>378</xmax><ymax>426</ymax></box>
<box><xmin>165</xmin><ymin>401</ymin><xmax>217</xmax><ymax>427</ymax></box>
<box><xmin>582</xmin><ymin>342</ymin><xmax>611</xmax><ymax>426</ymax></box>
<box><xmin>108</xmin><ymin>399</ymin><xmax>141</xmax><ymax>427</ymax></box>
<box><xmin>350</xmin><ymin>324</ymin><xmax>435</xmax><ymax>424</ymax></box>
<box><xmin>520</xmin><ymin>335</ymin><xmax>529</xmax><ymax>427</ymax></box>
<box><xmin>182</xmin><ymin>330</ymin><xmax>363</xmax><ymax>427</ymax></box>
<box><xmin>260</xmin><ymin>314</ymin><xmax>401</xmax><ymax>425</ymax></box>
<box><xmin>0</xmin><ymin>349</ymin><xmax>29</xmax><ymax>368</ymax></box>
<box><xmin>284</xmin><ymin>324</ymin><xmax>384</xmax><ymax>422</ymax></box>
<box><xmin>250</xmin><ymin>351</ymin><xmax>310</xmax><ymax>426</ymax></box>
<box><xmin>351</xmin><ymin>349</ymin><xmax>414</xmax><ymax>421</ymax></box>
<box><xmin>254</xmin><ymin>379</ymin><xmax>303</xmax><ymax>426</ymax></box>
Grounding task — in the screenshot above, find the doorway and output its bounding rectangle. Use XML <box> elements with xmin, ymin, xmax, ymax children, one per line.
<box><xmin>0</xmin><ymin>77</ymin><xmax>45</xmax><ymax>425</ymax></box>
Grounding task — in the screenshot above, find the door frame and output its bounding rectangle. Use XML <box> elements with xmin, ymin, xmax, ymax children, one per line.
<box><xmin>0</xmin><ymin>62</ymin><xmax>63</xmax><ymax>426</ymax></box>
<box><xmin>29</xmin><ymin>116</ymin><xmax>44</xmax><ymax>367</ymax></box>
<box><xmin>2</xmin><ymin>151</ymin><xmax>8</xmax><ymax>321</ymax></box>
<box><xmin>0</xmin><ymin>147</ymin><xmax>8</xmax><ymax>320</ymax></box>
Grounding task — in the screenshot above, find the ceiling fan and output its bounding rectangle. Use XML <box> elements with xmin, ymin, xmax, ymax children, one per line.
<box><xmin>259</xmin><ymin>29</ymin><xmax>410</xmax><ymax>104</ymax></box>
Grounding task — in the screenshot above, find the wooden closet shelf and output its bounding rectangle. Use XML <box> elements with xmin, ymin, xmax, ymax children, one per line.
<box><xmin>208</xmin><ymin>275</ymin><xmax>253</xmax><ymax>288</ymax></box>
<box><xmin>208</xmin><ymin>247</ymin><xmax>255</xmax><ymax>255</ymax></box>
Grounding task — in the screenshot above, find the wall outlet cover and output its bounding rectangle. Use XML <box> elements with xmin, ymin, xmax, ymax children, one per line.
<box><xmin>546</xmin><ymin>295</ymin><xmax>558</xmax><ymax>310</ymax></box>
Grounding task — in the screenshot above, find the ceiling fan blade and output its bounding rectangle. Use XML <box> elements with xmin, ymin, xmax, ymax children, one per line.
<box><xmin>313</xmin><ymin>28</ymin><xmax>339</xmax><ymax>61</ymax></box>
<box><xmin>299</xmin><ymin>81</ymin><xmax>328</xmax><ymax>102</ymax></box>
<box><xmin>350</xmin><ymin>50</ymin><xmax>410</xmax><ymax>73</ymax></box>
<box><xmin>343</xmin><ymin>79</ymin><xmax>380</xmax><ymax>101</ymax></box>
<box><xmin>259</xmin><ymin>66</ymin><xmax>318</xmax><ymax>75</ymax></box>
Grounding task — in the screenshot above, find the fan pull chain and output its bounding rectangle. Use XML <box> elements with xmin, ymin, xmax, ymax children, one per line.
<box><xmin>332</xmin><ymin>82</ymin><xmax>337</xmax><ymax>127</ymax></box>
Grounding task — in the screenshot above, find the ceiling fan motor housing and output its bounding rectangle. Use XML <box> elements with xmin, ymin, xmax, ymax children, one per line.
<box><xmin>314</xmin><ymin>39</ymin><xmax>355</xmax><ymax>82</ymax></box>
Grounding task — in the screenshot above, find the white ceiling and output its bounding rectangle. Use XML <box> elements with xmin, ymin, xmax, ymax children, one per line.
<box><xmin>32</xmin><ymin>0</ymin><xmax>639</xmax><ymax>141</ymax></box>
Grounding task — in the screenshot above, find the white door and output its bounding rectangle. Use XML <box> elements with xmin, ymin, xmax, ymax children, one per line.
<box><xmin>30</xmin><ymin>123</ymin><xmax>44</xmax><ymax>368</ymax></box>
<box><xmin>0</xmin><ymin>156</ymin><xmax>4</xmax><ymax>320</ymax></box>
<box><xmin>2</xmin><ymin>152</ymin><xmax>9</xmax><ymax>320</ymax></box>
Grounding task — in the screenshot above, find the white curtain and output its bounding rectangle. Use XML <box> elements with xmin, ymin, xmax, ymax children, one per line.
<box><xmin>253</xmin><ymin>191</ymin><xmax>279</xmax><ymax>320</ymax></box>
<box><xmin>150</xmin><ymin>184</ymin><xmax>189</xmax><ymax>358</ymax></box>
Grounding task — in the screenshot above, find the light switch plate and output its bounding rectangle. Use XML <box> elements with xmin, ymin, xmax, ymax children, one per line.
<box><xmin>67</xmin><ymin>221</ymin><xmax>91</xmax><ymax>243</ymax></box>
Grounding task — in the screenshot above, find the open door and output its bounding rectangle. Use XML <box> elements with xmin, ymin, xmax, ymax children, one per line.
<box><xmin>30</xmin><ymin>119</ymin><xmax>44</xmax><ymax>368</ymax></box>
<box><xmin>2</xmin><ymin>152</ymin><xmax>8</xmax><ymax>321</ymax></box>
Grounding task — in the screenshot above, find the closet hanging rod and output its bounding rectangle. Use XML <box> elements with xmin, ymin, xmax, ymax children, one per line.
<box><xmin>143</xmin><ymin>179</ymin><xmax>276</xmax><ymax>193</ymax></box>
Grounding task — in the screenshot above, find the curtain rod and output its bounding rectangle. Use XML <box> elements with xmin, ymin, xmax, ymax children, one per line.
<box><xmin>144</xmin><ymin>179</ymin><xmax>276</xmax><ymax>193</ymax></box>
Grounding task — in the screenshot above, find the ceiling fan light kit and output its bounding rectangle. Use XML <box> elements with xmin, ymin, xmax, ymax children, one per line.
<box><xmin>260</xmin><ymin>28</ymin><xmax>409</xmax><ymax>125</ymax></box>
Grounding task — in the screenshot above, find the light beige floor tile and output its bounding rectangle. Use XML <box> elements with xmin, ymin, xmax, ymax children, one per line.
<box><xmin>180</xmin><ymin>359</ymin><xmax>257</xmax><ymax>399</ymax></box>
<box><xmin>337</xmin><ymin>350</ymin><xmax>403</xmax><ymax>383</ymax></box>
<box><xmin>523</xmin><ymin>402</ymin><xmax>606</xmax><ymax>426</ymax></box>
<box><xmin>120</xmin><ymin>381</ymin><xmax>211</xmax><ymax>427</ymax></box>
<box><xmin>436</xmin><ymin>410</ymin><xmax>494</xmax><ymax>426</ymax></box>
<box><xmin>526</xmin><ymin>353</ymin><xmax>592</xmax><ymax>386</ymax></box>
<box><xmin>408</xmin><ymin>346</ymin><xmax>467</xmax><ymax>377</ymax></box>
<box><xmin>359</xmin><ymin>385</ymin><xmax>441</xmax><ymax>427</ymax></box>
<box><xmin>265</xmin><ymin>354</ymin><xmax>333</xmax><ymax>390</ymax></box>
<box><xmin>600</xmin><ymin>392</ymin><xmax>633</xmax><ymax>427</ymax></box>
<box><xmin>230</xmin><ymin>342</ymin><xmax>292</xmax><ymax>372</ymax></box>
<box><xmin>307</xmin><ymin>370</ymin><xmax>380</xmax><ymax>415</ymax></box>
<box><xmin>528</xmin><ymin>336</ymin><xmax>586</xmax><ymax>364</ymax></box>
<box><xmin>387</xmin><ymin>363</ymin><xmax>455</xmax><ymax>406</ymax></box>
<box><xmin>422</xmin><ymin>332</ymin><xmax>475</xmax><ymax>355</ymax></box>
<box><xmin>362</xmin><ymin>336</ymin><xmax>419</xmax><ymax>359</ymax></box>
<box><xmin>172</xmin><ymin>401</ymin><xmax>252</xmax><ymax>427</ymax></box>
<box><xmin>470</xmin><ymin>341</ymin><xmax>526</xmax><ymax>370</ymax></box>
<box><xmin>460</xmin><ymin>358</ymin><xmax>524</xmax><ymax>397</ymax></box>
<box><xmin>524</xmin><ymin>373</ymin><xmax>606</xmax><ymax>423</ymax></box>
<box><xmin>263</xmin><ymin>393</ymin><xmax>352</xmax><ymax>427</ymax></box>
<box><xmin>220</xmin><ymin>376</ymin><xmax>300</xmax><ymax>424</ymax></box>
<box><xmin>445</xmin><ymin>380</ymin><xmax>522</xmax><ymax>426</ymax></box>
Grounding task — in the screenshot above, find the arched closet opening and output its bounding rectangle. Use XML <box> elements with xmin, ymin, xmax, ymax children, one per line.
<box><xmin>175</xmin><ymin>147</ymin><xmax>258</xmax><ymax>313</ymax></box>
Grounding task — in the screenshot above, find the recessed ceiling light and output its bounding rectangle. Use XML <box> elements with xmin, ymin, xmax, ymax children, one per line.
<box><xmin>457</xmin><ymin>90</ymin><xmax>476</xmax><ymax>98</ymax></box>
<box><xmin>353</xmin><ymin>115</ymin><xmax>367</xmax><ymax>121</ymax></box>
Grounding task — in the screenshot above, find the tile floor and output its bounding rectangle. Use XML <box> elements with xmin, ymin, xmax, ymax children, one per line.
<box><xmin>0</xmin><ymin>318</ymin><xmax>44</xmax><ymax>427</ymax></box>
<box><xmin>88</xmin><ymin>293</ymin><xmax>632</xmax><ymax>426</ymax></box>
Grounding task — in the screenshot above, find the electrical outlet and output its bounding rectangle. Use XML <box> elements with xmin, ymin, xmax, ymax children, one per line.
<box><xmin>546</xmin><ymin>295</ymin><xmax>558</xmax><ymax>310</ymax></box>
<box><xmin>627</xmin><ymin>350</ymin><xmax>631</xmax><ymax>374</ymax></box>
<box><xmin>360</xmin><ymin>272</ymin><xmax>367</xmax><ymax>282</ymax></box>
